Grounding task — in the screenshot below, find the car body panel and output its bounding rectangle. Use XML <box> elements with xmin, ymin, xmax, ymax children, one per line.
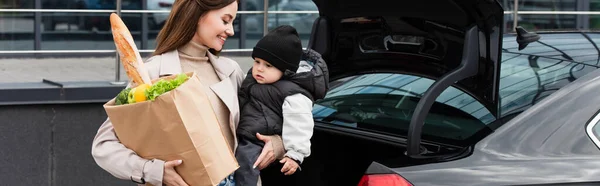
<box><xmin>388</xmin><ymin>41</ymin><xmax>600</xmax><ymax>185</ymax></box>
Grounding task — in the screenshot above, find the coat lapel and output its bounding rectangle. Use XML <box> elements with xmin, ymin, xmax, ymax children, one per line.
<box><xmin>158</xmin><ymin>50</ymin><xmax>182</xmax><ymax>77</ymax></box>
<box><xmin>207</xmin><ymin>53</ymin><xmax>239</xmax><ymax>125</ymax></box>
<box><xmin>159</xmin><ymin>51</ymin><xmax>237</xmax><ymax>115</ymax></box>
<box><xmin>157</xmin><ymin>50</ymin><xmax>240</xmax><ymax>134</ymax></box>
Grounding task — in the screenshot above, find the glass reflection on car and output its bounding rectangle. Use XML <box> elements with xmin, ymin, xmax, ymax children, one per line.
<box><xmin>312</xmin><ymin>73</ymin><xmax>493</xmax><ymax>145</ymax></box>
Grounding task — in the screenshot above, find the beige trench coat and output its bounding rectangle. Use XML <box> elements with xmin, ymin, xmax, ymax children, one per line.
<box><xmin>91</xmin><ymin>50</ymin><xmax>283</xmax><ymax>186</ymax></box>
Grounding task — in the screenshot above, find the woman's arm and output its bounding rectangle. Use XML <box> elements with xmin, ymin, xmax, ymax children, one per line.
<box><xmin>269</xmin><ymin>135</ymin><xmax>286</xmax><ymax>159</ymax></box>
<box><xmin>253</xmin><ymin>133</ymin><xmax>286</xmax><ymax>170</ymax></box>
<box><xmin>91</xmin><ymin>118</ymin><xmax>165</xmax><ymax>185</ymax></box>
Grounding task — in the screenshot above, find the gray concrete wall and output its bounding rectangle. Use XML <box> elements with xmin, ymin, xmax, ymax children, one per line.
<box><xmin>0</xmin><ymin>103</ymin><xmax>130</xmax><ymax>185</ymax></box>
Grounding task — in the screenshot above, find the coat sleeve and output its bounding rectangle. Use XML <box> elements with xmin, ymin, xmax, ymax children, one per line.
<box><xmin>281</xmin><ymin>93</ymin><xmax>315</xmax><ymax>163</ymax></box>
<box><xmin>91</xmin><ymin>55</ymin><xmax>164</xmax><ymax>186</ymax></box>
<box><xmin>91</xmin><ymin>118</ymin><xmax>165</xmax><ymax>186</ymax></box>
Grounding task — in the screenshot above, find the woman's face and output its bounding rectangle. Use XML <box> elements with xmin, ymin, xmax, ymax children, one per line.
<box><xmin>194</xmin><ymin>2</ymin><xmax>238</xmax><ymax>51</ymax></box>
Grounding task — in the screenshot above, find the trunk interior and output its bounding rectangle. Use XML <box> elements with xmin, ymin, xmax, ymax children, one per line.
<box><xmin>276</xmin><ymin>127</ymin><xmax>402</xmax><ymax>186</ymax></box>
<box><xmin>274</xmin><ymin>125</ymin><xmax>465</xmax><ymax>186</ymax></box>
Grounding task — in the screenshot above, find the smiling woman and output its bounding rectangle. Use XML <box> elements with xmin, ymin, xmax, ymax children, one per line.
<box><xmin>92</xmin><ymin>0</ymin><xmax>288</xmax><ymax>186</ymax></box>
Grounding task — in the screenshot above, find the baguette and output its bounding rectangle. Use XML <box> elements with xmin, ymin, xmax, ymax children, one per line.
<box><xmin>110</xmin><ymin>13</ymin><xmax>152</xmax><ymax>85</ymax></box>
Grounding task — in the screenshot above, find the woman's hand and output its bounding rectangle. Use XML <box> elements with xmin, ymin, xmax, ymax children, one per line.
<box><xmin>163</xmin><ymin>160</ymin><xmax>189</xmax><ymax>186</ymax></box>
<box><xmin>253</xmin><ymin>133</ymin><xmax>276</xmax><ymax>170</ymax></box>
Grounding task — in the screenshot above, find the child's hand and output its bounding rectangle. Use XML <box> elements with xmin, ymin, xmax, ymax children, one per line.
<box><xmin>279</xmin><ymin>157</ymin><xmax>299</xmax><ymax>176</ymax></box>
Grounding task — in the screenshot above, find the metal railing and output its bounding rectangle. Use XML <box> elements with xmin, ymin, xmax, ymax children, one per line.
<box><xmin>0</xmin><ymin>0</ymin><xmax>288</xmax><ymax>83</ymax></box>
<box><xmin>0</xmin><ymin>0</ymin><xmax>599</xmax><ymax>82</ymax></box>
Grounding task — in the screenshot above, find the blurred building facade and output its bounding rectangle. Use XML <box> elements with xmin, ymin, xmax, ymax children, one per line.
<box><xmin>0</xmin><ymin>0</ymin><xmax>599</xmax><ymax>54</ymax></box>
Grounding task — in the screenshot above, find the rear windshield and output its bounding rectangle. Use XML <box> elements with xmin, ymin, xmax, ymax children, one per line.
<box><xmin>312</xmin><ymin>51</ymin><xmax>599</xmax><ymax>146</ymax></box>
<box><xmin>312</xmin><ymin>73</ymin><xmax>494</xmax><ymax>146</ymax></box>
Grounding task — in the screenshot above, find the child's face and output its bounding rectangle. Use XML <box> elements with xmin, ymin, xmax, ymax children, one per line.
<box><xmin>252</xmin><ymin>58</ymin><xmax>283</xmax><ymax>84</ymax></box>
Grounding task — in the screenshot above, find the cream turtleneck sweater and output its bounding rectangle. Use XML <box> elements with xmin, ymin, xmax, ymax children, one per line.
<box><xmin>177</xmin><ymin>41</ymin><xmax>234</xmax><ymax>151</ymax></box>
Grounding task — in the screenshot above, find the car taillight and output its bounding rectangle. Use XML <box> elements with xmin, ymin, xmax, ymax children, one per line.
<box><xmin>158</xmin><ymin>2</ymin><xmax>172</xmax><ymax>7</ymax></box>
<box><xmin>357</xmin><ymin>174</ymin><xmax>413</xmax><ymax>186</ymax></box>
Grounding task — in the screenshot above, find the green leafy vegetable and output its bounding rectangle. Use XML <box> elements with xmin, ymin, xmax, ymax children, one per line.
<box><xmin>146</xmin><ymin>73</ymin><xmax>189</xmax><ymax>101</ymax></box>
<box><xmin>115</xmin><ymin>88</ymin><xmax>132</xmax><ymax>105</ymax></box>
<box><xmin>113</xmin><ymin>74</ymin><xmax>189</xmax><ymax>105</ymax></box>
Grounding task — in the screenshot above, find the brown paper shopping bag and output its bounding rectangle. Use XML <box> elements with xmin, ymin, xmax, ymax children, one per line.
<box><xmin>104</xmin><ymin>72</ymin><xmax>239</xmax><ymax>186</ymax></box>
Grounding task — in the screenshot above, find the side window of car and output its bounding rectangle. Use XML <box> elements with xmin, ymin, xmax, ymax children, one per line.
<box><xmin>312</xmin><ymin>73</ymin><xmax>494</xmax><ymax>145</ymax></box>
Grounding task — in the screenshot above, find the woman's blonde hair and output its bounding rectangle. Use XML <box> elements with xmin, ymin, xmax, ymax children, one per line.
<box><xmin>153</xmin><ymin>0</ymin><xmax>238</xmax><ymax>56</ymax></box>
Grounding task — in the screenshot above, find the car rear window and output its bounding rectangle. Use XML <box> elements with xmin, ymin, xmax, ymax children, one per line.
<box><xmin>312</xmin><ymin>73</ymin><xmax>495</xmax><ymax>146</ymax></box>
<box><xmin>499</xmin><ymin>51</ymin><xmax>599</xmax><ymax>119</ymax></box>
<box><xmin>312</xmin><ymin>52</ymin><xmax>599</xmax><ymax>146</ymax></box>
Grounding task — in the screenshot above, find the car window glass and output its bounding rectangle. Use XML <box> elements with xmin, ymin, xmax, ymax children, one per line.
<box><xmin>503</xmin><ymin>33</ymin><xmax>600</xmax><ymax>66</ymax></box>
<box><xmin>268</xmin><ymin>0</ymin><xmax>317</xmax><ymax>11</ymax></box>
<box><xmin>312</xmin><ymin>73</ymin><xmax>494</xmax><ymax>145</ymax></box>
<box><xmin>499</xmin><ymin>52</ymin><xmax>599</xmax><ymax>118</ymax></box>
<box><xmin>267</xmin><ymin>0</ymin><xmax>318</xmax><ymax>20</ymax></box>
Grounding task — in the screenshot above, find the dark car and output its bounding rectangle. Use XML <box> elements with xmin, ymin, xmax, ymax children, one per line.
<box><xmin>39</xmin><ymin>0</ymin><xmax>143</xmax><ymax>31</ymax></box>
<box><xmin>42</xmin><ymin>0</ymin><xmax>85</xmax><ymax>31</ymax></box>
<box><xmin>243</xmin><ymin>0</ymin><xmax>318</xmax><ymax>35</ymax></box>
<box><xmin>81</xmin><ymin>0</ymin><xmax>142</xmax><ymax>31</ymax></box>
<box><xmin>292</xmin><ymin>0</ymin><xmax>600</xmax><ymax>185</ymax></box>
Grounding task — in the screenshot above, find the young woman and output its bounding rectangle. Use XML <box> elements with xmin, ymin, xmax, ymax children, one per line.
<box><xmin>91</xmin><ymin>0</ymin><xmax>285</xmax><ymax>185</ymax></box>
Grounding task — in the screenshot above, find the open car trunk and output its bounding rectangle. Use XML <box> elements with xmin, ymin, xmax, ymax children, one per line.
<box><xmin>305</xmin><ymin>126</ymin><xmax>410</xmax><ymax>185</ymax></box>
<box><xmin>294</xmin><ymin>122</ymin><xmax>474</xmax><ymax>185</ymax></box>
<box><xmin>283</xmin><ymin>0</ymin><xmax>504</xmax><ymax>185</ymax></box>
<box><xmin>282</xmin><ymin>125</ymin><xmax>414</xmax><ymax>186</ymax></box>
